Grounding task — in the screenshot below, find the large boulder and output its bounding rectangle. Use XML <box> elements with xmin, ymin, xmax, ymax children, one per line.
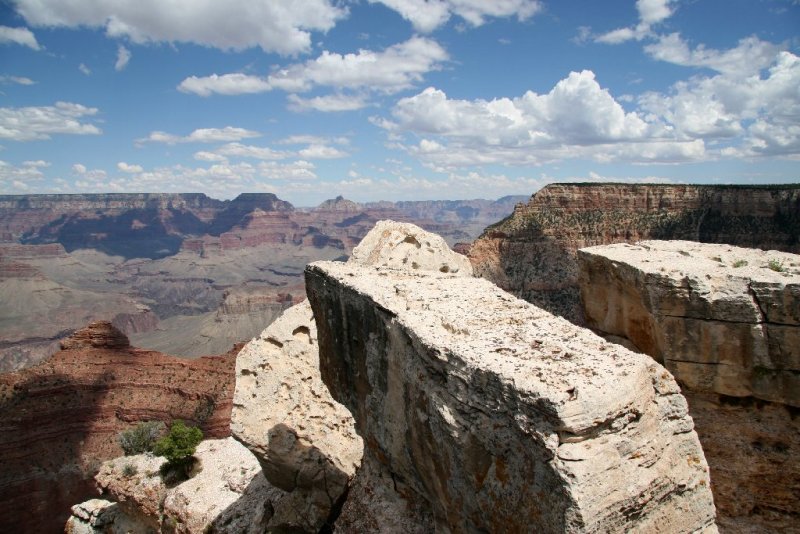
<box><xmin>306</xmin><ymin>259</ymin><xmax>718</xmax><ymax>533</ymax></box>
<box><xmin>78</xmin><ymin>437</ymin><xmax>285</xmax><ymax>533</ymax></box>
<box><xmin>578</xmin><ymin>240</ymin><xmax>800</xmax><ymax>531</ymax></box>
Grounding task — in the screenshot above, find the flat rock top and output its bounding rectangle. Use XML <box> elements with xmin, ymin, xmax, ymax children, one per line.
<box><xmin>581</xmin><ymin>240</ymin><xmax>800</xmax><ymax>283</ymax></box>
<box><xmin>308</xmin><ymin>261</ymin><xmax>661</xmax><ymax>435</ymax></box>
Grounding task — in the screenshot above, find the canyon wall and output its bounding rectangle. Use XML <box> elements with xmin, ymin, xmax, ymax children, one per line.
<box><xmin>306</xmin><ymin>254</ymin><xmax>717</xmax><ymax>532</ymax></box>
<box><xmin>469</xmin><ymin>184</ymin><xmax>800</xmax><ymax>323</ymax></box>
<box><xmin>0</xmin><ymin>322</ymin><xmax>238</xmax><ymax>533</ymax></box>
<box><xmin>579</xmin><ymin>241</ymin><xmax>799</xmax><ymax>532</ymax></box>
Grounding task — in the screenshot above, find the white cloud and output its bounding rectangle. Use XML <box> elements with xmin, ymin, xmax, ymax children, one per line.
<box><xmin>0</xmin><ymin>159</ymin><xmax>48</xmax><ymax>192</ymax></box>
<box><xmin>72</xmin><ymin>162</ymin><xmax>108</xmax><ymax>180</ymax></box>
<box><xmin>137</xmin><ymin>126</ymin><xmax>261</xmax><ymax>145</ymax></box>
<box><xmin>287</xmin><ymin>93</ymin><xmax>369</xmax><ymax>112</ymax></box>
<box><xmin>0</xmin><ymin>102</ymin><xmax>101</xmax><ymax>141</ymax></box>
<box><xmin>297</xmin><ymin>144</ymin><xmax>348</xmax><ymax>159</ymax></box>
<box><xmin>369</xmin><ymin>0</ymin><xmax>541</xmax><ymax>33</ymax></box>
<box><xmin>0</xmin><ymin>75</ymin><xmax>35</xmax><ymax>85</ymax></box>
<box><xmin>13</xmin><ymin>0</ymin><xmax>347</xmax><ymax>55</ymax></box>
<box><xmin>193</xmin><ymin>151</ymin><xmax>228</xmax><ymax>162</ymax></box>
<box><xmin>279</xmin><ymin>134</ymin><xmax>350</xmax><ymax>146</ymax></box>
<box><xmin>645</xmin><ymin>34</ymin><xmax>781</xmax><ymax>75</ymax></box>
<box><xmin>214</xmin><ymin>142</ymin><xmax>290</xmax><ymax>161</ymax></box>
<box><xmin>115</xmin><ymin>45</ymin><xmax>131</xmax><ymax>71</ymax></box>
<box><xmin>0</xmin><ymin>26</ymin><xmax>40</xmax><ymax>49</ymax></box>
<box><xmin>79</xmin><ymin>63</ymin><xmax>91</xmax><ymax>75</ymax></box>
<box><xmin>117</xmin><ymin>161</ymin><xmax>142</xmax><ymax>173</ymax></box>
<box><xmin>178</xmin><ymin>73</ymin><xmax>272</xmax><ymax>97</ymax></box>
<box><xmin>178</xmin><ymin>36</ymin><xmax>447</xmax><ymax>97</ymax></box>
<box><xmin>595</xmin><ymin>0</ymin><xmax>676</xmax><ymax>44</ymax></box>
<box><xmin>258</xmin><ymin>160</ymin><xmax>317</xmax><ymax>180</ymax></box>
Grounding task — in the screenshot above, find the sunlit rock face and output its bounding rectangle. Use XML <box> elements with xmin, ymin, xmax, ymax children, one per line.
<box><xmin>579</xmin><ymin>240</ymin><xmax>800</xmax><ymax>532</ymax></box>
<box><xmin>306</xmin><ymin>257</ymin><xmax>717</xmax><ymax>533</ymax></box>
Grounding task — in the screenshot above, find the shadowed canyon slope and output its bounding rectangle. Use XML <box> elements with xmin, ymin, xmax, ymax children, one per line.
<box><xmin>469</xmin><ymin>184</ymin><xmax>800</xmax><ymax>323</ymax></box>
<box><xmin>1</xmin><ymin>193</ymin><xmax>523</xmax><ymax>370</ymax></box>
<box><xmin>0</xmin><ymin>321</ymin><xmax>238</xmax><ymax>533</ymax></box>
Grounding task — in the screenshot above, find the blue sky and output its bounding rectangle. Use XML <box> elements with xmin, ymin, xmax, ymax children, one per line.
<box><xmin>1</xmin><ymin>0</ymin><xmax>798</xmax><ymax>205</ymax></box>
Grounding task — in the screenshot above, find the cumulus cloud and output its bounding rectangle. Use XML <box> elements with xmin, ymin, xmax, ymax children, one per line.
<box><xmin>297</xmin><ymin>144</ymin><xmax>348</xmax><ymax>159</ymax></box>
<box><xmin>595</xmin><ymin>0</ymin><xmax>676</xmax><ymax>44</ymax></box>
<box><xmin>117</xmin><ymin>161</ymin><xmax>142</xmax><ymax>173</ymax></box>
<box><xmin>178</xmin><ymin>36</ymin><xmax>447</xmax><ymax>98</ymax></box>
<box><xmin>279</xmin><ymin>134</ymin><xmax>350</xmax><ymax>146</ymax></box>
<box><xmin>12</xmin><ymin>0</ymin><xmax>346</xmax><ymax>55</ymax></box>
<box><xmin>72</xmin><ymin>162</ymin><xmax>108</xmax><ymax>180</ymax></box>
<box><xmin>214</xmin><ymin>142</ymin><xmax>290</xmax><ymax>161</ymax></box>
<box><xmin>287</xmin><ymin>93</ymin><xmax>369</xmax><ymax>112</ymax></box>
<box><xmin>639</xmin><ymin>50</ymin><xmax>800</xmax><ymax>156</ymax></box>
<box><xmin>115</xmin><ymin>45</ymin><xmax>131</xmax><ymax>71</ymax></box>
<box><xmin>136</xmin><ymin>126</ymin><xmax>261</xmax><ymax>145</ymax></box>
<box><xmin>258</xmin><ymin>160</ymin><xmax>317</xmax><ymax>180</ymax></box>
<box><xmin>369</xmin><ymin>0</ymin><xmax>542</xmax><ymax>33</ymax></box>
<box><xmin>178</xmin><ymin>73</ymin><xmax>272</xmax><ymax>97</ymax></box>
<box><xmin>645</xmin><ymin>34</ymin><xmax>781</xmax><ymax>75</ymax></box>
<box><xmin>79</xmin><ymin>63</ymin><xmax>91</xmax><ymax>75</ymax></box>
<box><xmin>0</xmin><ymin>25</ymin><xmax>40</xmax><ymax>49</ymax></box>
<box><xmin>0</xmin><ymin>102</ymin><xmax>101</xmax><ymax>141</ymax></box>
<box><xmin>0</xmin><ymin>159</ymin><xmax>47</xmax><ymax>192</ymax></box>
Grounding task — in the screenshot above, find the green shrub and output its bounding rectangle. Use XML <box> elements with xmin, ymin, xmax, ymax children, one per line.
<box><xmin>767</xmin><ymin>259</ymin><xmax>785</xmax><ymax>272</ymax></box>
<box><xmin>153</xmin><ymin>420</ymin><xmax>203</xmax><ymax>482</ymax></box>
<box><xmin>122</xmin><ymin>463</ymin><xmax>138</xmax><ymax>477</ymax></box>
<box><xmin>119</xmin><ymin>421</ymin><xmax>165</xmax><ymax>456</ymax></box>
<box><xmin>732</xmin><ymin>259</ymin><xmax>748</xmax><ymax>268</ymax></box>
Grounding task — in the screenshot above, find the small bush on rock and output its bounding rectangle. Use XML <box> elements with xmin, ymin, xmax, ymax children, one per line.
<box><xmin>119</xmin><ymin>421</ymin><xmax>165</xmax><ymax>456</ymax></box>
<box><xmin>153</xmin><ymin>420</ymin><xmax>203</xmax><ymax>483</ymax></box>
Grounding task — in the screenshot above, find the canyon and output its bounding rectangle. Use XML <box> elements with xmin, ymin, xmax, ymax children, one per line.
<box><xmin>3</xmin><ymin>184</ymin><xmax>798</xmax><ymax>532</ymax></box>
<box><xmin>468</xmin><ymin>184</ymin><xmax>800</xmax><ymax>323</ymax></box>
<box><xmin>0</xmin><ymin>321</ymin><xmax>238</xmax><ymax>533</ymax></box>
<box><xmin>1</xmin><ymin>193</ymin><xmax>523</xmax><ymax>370</ymax></box>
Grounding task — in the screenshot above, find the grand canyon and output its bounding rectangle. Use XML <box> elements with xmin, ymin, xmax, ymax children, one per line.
<box><xmin>1</xmin><ymin>184</ymin><xmax>798</xmax><ymax>533</ymax></box>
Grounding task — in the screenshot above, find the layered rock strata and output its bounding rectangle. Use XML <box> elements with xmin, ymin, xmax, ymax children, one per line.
<box><xmin>469</xmin><ymin>183</ymin><xmax>800</xmax><ymax>323</ymax></box>
<box><xmin>306</xmin><ymin>259</ymin><xmax>717</xmax><ymax>532</ymax></box>
<box><xmin>0</xmin><ymin>324</ymin><xmax>238</xmax><ymax>533</ymax></box>
<box><xmin>579</xmin><ymin>241</ymin><xmax>800</xmax><ymax>532</ymax></box>
<box><xmin>68</xmin><ymin>437</ymin><xmax>285</xmax><ymax>533</ymax></box>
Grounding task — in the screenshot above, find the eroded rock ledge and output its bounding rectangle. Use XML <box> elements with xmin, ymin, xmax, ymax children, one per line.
<box><xmin>578</xmin><ymin>240</ymin><xmax>799</xmax><ymax>532</ymax></box>
<box><xmin>306</xmin><ymin>259</ymin><xmax>717</xmax><ymax>532</ymax></box>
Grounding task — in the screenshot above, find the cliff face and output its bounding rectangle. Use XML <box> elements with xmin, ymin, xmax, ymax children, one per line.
<box><xmin>469</xmin><ymin>184</ymin><xmax>800</xmax><ymax>323</ymax></box>
<box><xmin>306</xmin><ymin>252</ymin><xmax>717</xmax><ymax>531</ymax></box>
<box><xmin>578</xmin><ymin>241</ymin><xmax>799</xmax><ymax>532</ymax></box>
<box><xmin>0</xmin><ymin>323</ymin><xmax>238</xmax><ymax>533</ymax></box>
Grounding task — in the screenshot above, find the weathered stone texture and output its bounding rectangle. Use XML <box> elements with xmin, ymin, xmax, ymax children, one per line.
<box><xmin>307</xmin><ymin>260</ymin><xmax>717</xmax><ymax>533</ymax></box>
<box><xmin>86</xmin><ymin>437</ymin><xmax>284</xmax><ymax>533</ymax></box>
<box><xmin>231</xmin><ymin>301</ymin><xmax>363</xmax><ymax>532</ymax></box>
<box><xmin>578</xmin><ymin>240</ymin><xmax>800</xmax><ymax>532</ymax></box>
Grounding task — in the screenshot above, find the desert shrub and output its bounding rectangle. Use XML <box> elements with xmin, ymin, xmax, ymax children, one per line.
<box><xmin>154</xmin><ymin>420</ymin><xmax>203</xmax><ymax>483</ymax></box>
<box><xmin>732</xmin><ymin>259</ymin><xmax>748</xmax><ymax>268</ymax></box>
<box><xmin>122</xmin><ymin>463</ymin><xmax>138</xmax><ymax>477</ymax></box>
<box><xmin>767</xmin><ymin>259</ymin><xmax>785</xmax><ymax>272</ymax></box>
<box><xmin>119</xmin><ymin>421</ymin><xmax>165</xmax><ymax>456</ymax></box>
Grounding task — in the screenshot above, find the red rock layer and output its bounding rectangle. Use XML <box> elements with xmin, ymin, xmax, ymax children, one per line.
<box><xmin>0</xmin><ymin>338</ymin><xmax>239</xmax><ymax>533</ymax></box>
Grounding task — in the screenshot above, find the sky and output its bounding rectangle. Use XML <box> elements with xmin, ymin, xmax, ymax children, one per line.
<box><xmin>0</xmin><ymin>0</ymin><xmax>798</xmax><ymax>206</ymax></box>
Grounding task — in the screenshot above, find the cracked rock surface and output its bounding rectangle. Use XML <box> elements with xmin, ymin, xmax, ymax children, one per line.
<box><xmin>306</xmin><ymin>259</ymin><xmax>717</xmax><ymax>533</ymax></box>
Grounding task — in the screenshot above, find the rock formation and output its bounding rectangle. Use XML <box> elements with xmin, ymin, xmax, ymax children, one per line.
<box><xmin>68</xmin><ymin>437</ymin><xmax>285</xmax><ymax>533</ymax></box>
<box><xmin>231</xmin><ymin>301</ymin><xmax>363</xmax><ymax>532</ymax></box>
<box><xmin>469</xmin><ymin>183</ymin><xmax>800</xmax><ymax>323</ymax></box>
<box><xmin>305</xmin><ymin>254</ymin><xmax>717</xmax><ymax>531</ymax></box>
<box><xmin>579</xmin><ymin>240</ymin><xmax>799</xmax><ymax>532</ymax></box>
<box><xmin>0</xmin><ymin>326</ymin><xmax>238</xmax><ymax>533</ymax></box>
